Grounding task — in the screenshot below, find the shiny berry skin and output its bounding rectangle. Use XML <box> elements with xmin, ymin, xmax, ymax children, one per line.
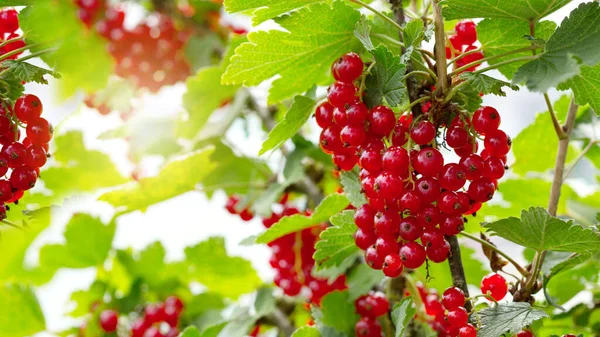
<box><xmin>421</xmin><ymin>228</ymin><xmax>444</xmax><ymax>248</ymax></box>
<box><xmin>383</xmin><ymin>253</ymin><xmax>404</xmax><ymax>277</ymax></box>
<box><xmin>481</xmin><ymin>273</ymin><xmax>508</xmax><ymax>301</ymax></box>
<box><xmin>0</xmin><ymin>9</ymin><xmax>19</xmax><ymax>34</ymax></box>
<box><xmin>462</xmin><ymin>45</ymin><xmax>484</xmax><ymax>67</ymax></box>
<box><xmin>442</xmin><ymin>287</ymin><xmax>465</xmax><ymax>310</ymax></box>
<box><xmin>225</xmin><ymin>195</ymin><xmax>240</xmax><ymax>214</ymax></box>
<box><xmin>446</xmin><ymin>127</ymin><xmax>469</xmax><ymax>149</ymax></box>
<box><xmin>333</xmin><ymin>152</ymin><xmax>358</xmax><ymax>171</ymax></box>
<box><xmin>315</xmin><ymin>102</ymin><xmax>335</xmax><ymax>128</ymax></box>
<box><xmin>346</xmin><ymin>102</ymin><xmax>369</xmax><ymax>124</ymax></box>
<box><xmin>368</xmin><ymin>106</ymin><xmax>395</xmax><ymax>136</ymax></box>
<box><xmin>99</xmin><ymin>309</ymin><xmax>118</xmax><ymax>332</ymax></box>
<box><xmin>319</xmin><ymin>126</ymin><xmax>343</xmax><ymax>154</ymax></box>
<box><xmin>473</xmin><ymin>106</ymin><xmax>501</xmax><ymax>135</ymax></box>
<box><xmin>144</xmin><ymin>304</ymin><xmax>164</xmax><ymax>324</ymax></box>
<box><xmin>381</xmin><ymin>146</ymin><xmax>409</xmax><ymax>177</ymax></box>
<box><xmin>374</xmin><ymin>172</ymin><xmax>403</xmax><ymax>200</ymax></box>
<box><xmin>410</xmin><ymin>120</ymin><xmax>436</xmax><ymax>145</ymax></box>
<box><xmin>392</xmin><ymin>121</ymin><xmax>408</xmax><ymax>146</ymax></box>
<box><xmin>354</xmin><ymin>228</ymin><xmax>376</xmax><ymax>250</ymax></box>
<box><xmin>516</xmin><ymin>331</ymin><xmax>533</xmax><ymax>337</ymax></box>
<box><xmin>354</xmin><ymin>204</ymin><xmax>376</xmax><ymax>231</ymax></box>
<box><xmin>426</xmin><ymin>239</ymin><xmax>450</xmax><ymax>263</ymax></box>
<box><xmin>26</xmin><ymin>118</ymin><xmax>54</xmax><ymax>145</ymax></box>
<box><xmin>439</xmin><ymin>163</ymin><xmax>467</xmax><ymax>191</ymax></box>
<box><xmin>458</xmin><ymin>324</ymin><xmax>477</xmax><ymax>337</ymax></box>
<box><xmin>2</xmin><ymin>142</ymin><xmax>26</xmax><ymax>168</ymax></box>
<box><xmin>374</xmin><ymin>210</ymin><xmax>400</xmax><ymax>237</ymax></box>
<box><xmin>0</xmin><ymin>180</ymin><xmax>12</xmax><ymax>202</ymax></box>
<box><xmin>438</xmin><ymin>191</ymin><xmax>462</xmax><ymax>216</ymax></box>
<box><xmin>368</xmin><ymin>292</ymin><xmax>389</xmax><ymax>317</ymax></box>
<box><xmin>455</xmin><ymin>21</ymin><xmax>477</xmax><ymax>45</ymax></box>
<box><xmin>482</xmin><ymin>156</ymin><xmax>505</xmax><ymax>180</ymax></box>
<box><xmin>454</xmin><ymin>137</ymin><xmax>478</xmax><ymax>157</ymax></box>
<box><xmin>375</xmin><ymin>235</ymin><xmax>399</xmax><ymax>258</ymax></box>
<box><xmin>25</xmin><ymin>145</ymin><xmax>47</xmax><ymax>168</ymax></box>
<box><xmin>448</xmin><ymin>307</ymin><xmax>469</xmax><ymax>328</ymax></box>
<box><xmin>399</xmin><ymin>216</ymin><xmax>422</xmax><ymax>241</ymax></box>
<box><xmin>163</xmin><ymin>305</ymin><xmax>179</xmax><ymax>327</ymax></box>
<box><xmin>399</xmin><ymin>242</ymin><xmax>426</xmax><ymax>269</ymax></box>
<box><xmin>484</xmin><ymin>129</ymin><xmax>511</xmax><ymax>157</ymax></box>
<box><xmin>15</xmin><ymin>94</ymin><xmax>43</xmax><ymax>124</ymax></box>
<box><xmin>341</xmin><ymin>124</ymin><xmax>366</xmax><ymax>147</ymax></box>
<box><xmin>332</xmin><ymin>52</ymin><xmax>364</xmax><ymax>83</ymax></box>
<box><xmin>333</xmin><ymin>107</ymin><xmax>348</xmax><ymax>126</ymax></box>
<box><xmin>327</xmin><ymin>81</ymin><xmax>357</xmax><ymax>109</ymax></box>
<box><xmin>143</xmin><ymin>327</ymin><xmax>165</xmax><ymax>337</ymax></box>
<box><xmin>468</xmin><ymin>177</ymin><xmax>496</xmax><ymax>202</ymax></box>
<box><xmin>418</xmin><ymin>204</ymin><xmax>441</xmax><ymax>228</ymax></box>
<box><xmin>415</xmin><ymin>177</ymin><xmax>441</xmax><ymax>203</ymax></box>
<box><xmin>398</xmin><ymin>190</ymin><xmax>422</xmax><ymax>214</ymax></box>
<box><xmin>359</xmin><ymin>148</ymin><xmax>382</xmax><ymax>173</ymax></box>
<box><xmin>355</xmin><ymin>317</ymin><xmax>382</xmax><ymax>337</ymax></box>
<box><xmin>460</xmin><ymin>154</ymin><xmax>484</xmax><ymax>180</ymax></box>
<box><xmin>446</xmin><ymin>35</ymin><xmax>463</xmax><ymax>58</ymax></box>
<box><xmin>131</xmin><ymin>319</ymin><xmax>148</xmax><ymax>337</ymax></box>
<box><xmin>440</xmin><ymin>215</ymin><xmax>465</xmax><ymax>235</ymax></box>
<box><xmin>365</xmin><ymin>246</ymin><xmax>384</xmax><ymax>269</ymax></box>
<box><xmin>165</xmin><ymin>296</ymin><xmax>184</xmax><ymax>314</ymax></box>
<box><xmin>413</xmin><ymin>148</ymin><xmax>444</xmax><ymax>177</ymax></box>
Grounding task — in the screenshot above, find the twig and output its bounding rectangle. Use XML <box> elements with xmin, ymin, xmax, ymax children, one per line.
<box><xmin>458</xmin><ymin>232</ymin><xmax>528</xmax><ymax>276</ymax></box>
<box><xmin>349</xmin><ymin>0</ymin><xmax>404</xmax><ymax>31</ymax></box>
<box><xmin>449</xmin><ymin>46</ymin><xmax>542</xmax><ymax>76</ymax></box>
<box><xmin>472</xmin><ymin>55</ymin><xmax>538</xmax><ymax>75</ymax></box>
<box><xmin>446</xmin><ymin>235</ymin><xmax>472</xmax><ymax>311</ymax></box>
<box><xmin>432</xmin><ymin>0</ymin><xmax>449</xmax><ymax>93</ymax></box>
<box><xmin>544</xmin><ymin>93</ymin><xmax>568</xmax><ymax>139</ymax></box>
<box><xmin>0</xmin><ymin>36</ymin><xmax>24</xmax><ymax>49</ymax></box>
<box><xmin>563</xmin><ymin>140</ymin><xmax>598</xmax><ymax>180</ymax></box>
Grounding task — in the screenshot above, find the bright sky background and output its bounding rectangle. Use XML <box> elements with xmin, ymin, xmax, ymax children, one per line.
<box><xmin>17</xmin><ymin>1</ymin><xmax>593</xmax><ymax>335</ymax></box>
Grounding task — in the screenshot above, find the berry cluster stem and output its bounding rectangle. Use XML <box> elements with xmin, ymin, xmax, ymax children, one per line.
<box><xmin>432</xmin><ymin>0</ymin><xmax>448</xmax><ymax>93</ymax></box>
<box><xmin>445</xmin><ymin>235</ymin><xmax>472</xmax><ymax>311</ymax></box>
<box><xmin>544</xmin><ymin>92</ymin><xmax>568</xmax><ymax>139</ymax></box>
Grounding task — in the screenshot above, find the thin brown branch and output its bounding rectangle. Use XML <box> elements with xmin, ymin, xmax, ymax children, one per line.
<box><xmin>432</xmin><ymin>0</ymin><xmax>448</xmax><ymax>93</ymax></box>
<box><xmin>446</xmin><ymin>235</ymin><xmax>472</xmax><ymax>311</ymax></box>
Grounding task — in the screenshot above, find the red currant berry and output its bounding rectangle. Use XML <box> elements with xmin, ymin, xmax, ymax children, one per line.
<box><xmin>448</xmin><ymin>307</ymin><xmax>469</xmax><ymax>328</ymax></box>
<box><xmin>315</xmin><ymin>102</ymin><xmax>335</xmax><ymax>128</ymax></box>
<box><xmin>24</xmin><ymin>145</ymin><xmax>47</xmax><ymax>168</ymax></box>
<box><xmin>459</xmin><ymin>154</ymin><xmax>484</xmax><ymax>180</ymax></box>
<box><xmin>225</xmin><ymin>195</ymin><xmax>240</xmax><ymax>214</ymax></box>
<box><xmin>462</xmin><ymin>45</ymin><xmax>484</xmax><ymax>69</ymax></box>
<box><xmin>26</xmin><ymin>118</ymin><xmax>54</xmax><ymax>145</ymax></box>
<box><xmin>320</xmin><ymin>126</ymin><xmax>344</xmax><ymax>154</ymax></box>
<box><xmin>415</xmin><ymin>177</ymin><xmax>441</xmax><ymax>203</ymax></box>
<box><xmin>417</xmin><ymin>204</ymin><xmax>441</xmax><ymax>228</ymax></box>
<box><xmin>365</xmin><ymin>245</ymin><xmax>385</xmax><ymax>270</ymax></box>
<box><xmin>381</xmin><ymin>146</ymin><xmax>409</xmax><ymax>178</ymax></box>
<box><xmin>0</xmin><ymin>9</ymin><xmax>19</xmax><ymax>34</ymax></box>
<box><xmin>410</xmin><ymin>120</ymin><xmax>436</xmax><ymax>145</ymax></box>
<box><xmin>374</xmin><ymin>210</ymin><xmax>400</xmax><ymax>237</ymax></box>
<box><xmin>399</xmin><ymin>242</ymin><xmax>426</xmax><ymax>269</ymax></box>
<box><xmin>440</xmin><ymin>215</ymin><xmax>464</xmax><ymax>235</ymax></box>
<box><xmin>413</xmin><ymin>148</ymin><xmax>444</xmax><ymax>177</ymax></box>
<box><xmin>355</xmin><ymin>317</ymin><xmax>382</xmax><ymax>337</ymax></box>
<box><xmin>398</xmin><ymin>190</ymin><xmax>422</xmax><ymax>214</ymax></box>
<box><xmin>354</xmin><ymin>228</ymin><xmax>376</xmax><ymax>250</ymax></box>
<box><xmin>426</xmin><ymin>239</ymin><xmax>450</xmax><ymax>263</ymax></box>
<box><xmin>484</xmin><ymin>129</ymin><xmax>511</xmax><ymax>157</ymax></box>
<box><xmin>383</xmin><ymin>253</ymin><xmax>404</xmax><ymax>277</ymax></box>
<box><xmin>332</xmin><ymin>52</ymin><xmax>364</xmax><ymax>83</ymax></box>
<box><xmin>15</xmin><ymin>94</ymin><xmax>43</xmax><ymax>124</ymax></box>
<box><xmin>446</xmin><ymin>35</ymin><xmax>463</xmax><ymax>58</ymax></box>
<box><xmin>144</xmin><ymin>304</ymin><xmax>165</xmax><ymax>324</ymax></box>
<box><xmin>421</xmin><ymin>228</ymin><xmax>444</xmax><ymax>248</ymax></box>
<box><xmin>454</xmin><ymin>137</ymin><xmax>478</xmax><ymax>157</ymax></box>
<box><xmin>482</xmin><ymin>156</ymin><xmax>505</xmax><ymax>180</ymax></box>
<box><xmin>346</xmin><ymin>102</ymin><xmax>369</xmax><ymax>125</ymax></box>
<box><xmin>0</xmin><ymin>179</ymin><xmax>12</xmax><ymax>203</ymax></box>
<box><xmin>328</xmin><ymin>81</ymin><xmax>357</xmax><ymax>109</ymax></box>
<box><xmin>131</xmin><ymin>319</ymin><xmax>148</xmax><ymax>337</ymax></box>
<box><xmin>468</xmin><ymin>177</ymin><xmax>496</xmax><ymax>202</ymax></box>
<box><xmin>438</xmin><ymin>191</ymin><xmax>462</xmax><ymax>216</ymax></box>
<box><xmin>99</xmin><ymin>309</ymin><xmax>118</xmax><ymax>332</ymax></box>
<box><xmin>163</xmin><ymin>305</ymin><xmax>179</xmax><ymax>327</ymax></box>
<box><xmin>359</xmin><ymin>148</ymin><xmax>382</xmax><ymax>173</ymax></box>
<box><xmin>2</xmin><ymin>142</ymin><xmax>26</xmax><ymax>168</ymax></box>
<box><xmin>473</xmin><ymin>106</ymin><xmax>501</xmax><ymax>135</ymax></box>
<box><xmin>458</xmin><ymin>324</ymin><xmax>477</xmax><ymax>337</ymax></box>
<box><xmin>368</xmin><ymin>106</ymin><xmax>395</xmax><ymax>136</ymax></box>
<box><xmin>480</xmin><ymin>273</ymin><xmax>508</xmax><ymax>301</ymax></box>
<box><xmin>143</xmin><ymin>327</ymin><xmax>165</xmax><ymax>337</ymax></box>
<box><xmin>439</xmin><ymin>163</ymin><xmax>467</xmax><ymax>191</ymax></box>
<box><xmin>165</xmin><ymin>296</ymin><xmax>184</xmax><ymax>314</ymax></box>
<box><xmin>333</xmin><ymin>107</ymin><xmax>348</xmax><ymax>126</ymax></box>
<box><xmin>375</xmin><ymin>235</ymin><xmax>399</xmax><ymax>258</ymax></box>
<box><xmin>374</xmin><ymin>172</ymin><xmax>403</xmax><ymax>201</ymax></box>
<box><xmin>341</xmin><ymin>124</ymin><xmax>367</xmax><ymax>147</ymax></box>
<box><xmin>392</xmin><ymin>121</ymin><xmax>409</xmax><ymax>146</ymax></box>
<box><xmin>455</xmin><ymin>21</ymin><xmax>477</xmax><ymax>45</ymax></box>
<box><xmin>442</xmin><ymin>287</ymin><xmax>465</xmax><ymax>310</ymax></box>
<box><xmin>399</xmin><ymin>216</ymin><xmax>422</xmax><ymax>241</ymax></box>
<box><xmin>333</xmin><ymin>152</ymin><xmax>358</xmax><ymax>171</ymax></box>
<box><xmin>516</xmin><ymin>331</ymin><xmax>533</xmax><ymax>337</ymax></box>
<box><xmin>354</xmin><ymin>204</ymin><xmax>376</xmax><ymax>231</ymax></box>
<box><xmin>446</xmin><ymin>127</ymin><xmax>469</xmax><ymax>148</ymax></box>
<box><xmin>367</xmin><ymin>292</ymin><xmax>389</xmax><ymax>317</ymax></box>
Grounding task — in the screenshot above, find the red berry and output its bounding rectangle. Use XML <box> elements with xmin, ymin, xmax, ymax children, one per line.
<box><xmin>375</xmin><ymin>235</ymin><xmax>399</xmax><ymax>258</ymax></box>
<box><xmin>462</xmin><ymin>45</ymin><xmax>484</xmax><ymax>69</ymax></box>
<box><xmin>417</xmin><ymin>204</ymin><xmax>441</xmax><ymax>228</ymax></box>
<box><xmin>315</xmin><ymin>102</ymin><xmax>335</xmax><ymax>128</ymax></box>
<box><xmin>165</xmin><ymin>296</ymin><xmax>184</xmax><ymax>313</ymax></box>
<box><xmin>484</xmin><ymin>130</ymin><xmax>511</xmax><ymax>157</ymax></box>
<box><xmin>341</xmin><ymin>124</ymin><xmax>367</xmax><ymax>147</ymax></box>
<box><xmin>454</xmin><ymin>137</ymin><xmax>478</xmax><ymax>157</ymax></box>
<box><xmin>426</xmin><ymin>240</ymin><xmax>450</xmax><ymax>263</ymax></box>
<box><xmin>440</xmin><ymin>215</ymin><xmax>464</xmax><ymax>235</ymax></box>
<box><xmin>446</xmin><ymin>35</ymin><xmax>463</xmax><ymax>58</ymax></box>
<box><xmin>516</xmin><ymin>331</ymin><xmax>533</xmax><ymax>337</ymax></box>
<box><xmin>368</xmin><ymin>292</ymin><xmax>389</xmax><ymax>317</ymax></box>
<box><xmin>410</xmin><ymin>120</ymin><xmax>436</xmax><ymax>145</ymax></box>
<box><xmin>354</xmin><ymin>204</ymin><xmax>376</xmax><ymax>231</ymax></box>
<box><xmin>383</xmin><ymin>253</ymin><xmax>404</xmax><ymax>277</ymax></box>
<box><xmin>438</xmin><ymin>191</ymin><xmax>462</xmax><ymax>216</ymax></box>
<box><xmin>144</xmin><ymin>304</ymin><xmax>164</xmax><ymax>324</ymax></box>
<box><xmin>374</xmin><ymin>210</ymin><xmax>400</xmax><ymax>237</ymax></box>
<box><xmin>332</xmin><ymin>52</ymin><xmax>364</xmax><ymax>83</ymax></box>
<box><xmin>359</xmin><ymin>148</ymin><xmax>383</xmax><ymax>173</ymax></box>
<box><xmin>398</xmin><ymin>190</ymin><xmax>422</xmax><ymax>214</ymax></box>
<box><xmin>480</xmin><ymin>273</ymin><xmax>508</xmax><ymax>301</ymax></box>
<box><xmin>365</xmin><ymin>245</ymin><xmax>384</xmax><ymax>270</ymax></box>
<box><xmin>448</xmin><ymin>307</ymin><xmax>469</xmax><ymax>328</ymax></box>
<box><xmin>468</xmin><ymin>177</ymin><xmax>496</xmax><ymax>202</ymax></box>
<box><xmin>455</xmin><ymin>21</ymin><xmax>477</xmax><ymax>45</ymax></box>
<box><xmin>131</xmin><ymin>319</ymin><xmax>148</xmax><ymax>337</ymax></box>
<box><xmin>328</xmin><ymin>81</ymin><xmax>358</xmax><ymax>109</ymax></box>
<box><xmin>482</xmin><ymin>156</ymin><xmax>505</xmax><ymax>180</ymax></box>
<box><xmin>458</xmin><ymin>324</ymin><xmax>477</xmax><ymax>337</ymax></box>
<box><xmin>15</xmin><ymin>94</ymin><xmax>43</xmax><ymax>124</ymax></box>
<box><xmin>333</xmin><ymin>107</ymin><xmax>348</xmax><ymax>126</ymax></box>
<box><xmin>320</xmin><ymin>126</ymin><xmax>343</xmax><ymax>154</ymax></box>
<box><xmin>26</xmin><ymin>118</ymin><xmax>54</xmax><ymax>145</ymax></box>
<box><xmin>381</xmin><ymin>146</ymin><xmax>409</xmax><ymax>178</ymax></box>
<box><xmin>473</xmin><ymin>106</ymin><xmax>501</xmax><ymax>135</ymax></box>
<box><xmin>0</xmin><ymin>179</ymin><xmax>12</xmax><ymax>203</ymax></box>
<box><xmin>374</xmin><ymin>172</ymin><xmax>403</xmax><ymax>201</ymax></box>
<box><xmin>446</xmin><ymin>127</ymin><xmax>469</xmax><ymax>149</ymax></box>
<box><xmin>346</xmin><ymin>102</ymin><xmax>369</xmax><ymax>125</ymax></box>
<box><xmin>399</xmin><ymin>242</ymin><xmax>426</xmax><ymax>269</ymax></box>
<box><xmin>99</xmin><ymin>309</ymin><xmax>118</xmax><ymax>332</ymax></box>
<box><xmin>333</xmin><ymin>152</ymin><xmax>358</xmax><ymax>171</ymax></box>
<box><xmin>2</xmin><ymin>142</ymin><xmax>26</xmax><ymax>168</ymax></box>
<box><xmin>354</xmin><ymin>228</ymin><xmax>376</xmax><ymax>250</ymax></box>
<box><xmin>439</xmin><ymin>163</ymin><xmax>467</xmax><ymax>191</ymax></box>
<box><xmin>442</xmin><ymin>287</ymin><xmax>465</xmax><ymax>310</ymax></box>
<box><xmin>225</xmin><ymin>195</ymin><xmax>240</xmax><ymax>214</ymax></box>
<box><xmin>24</xmin><ymin>145</ymin><xmax>47</xmax><ymax>168</ymax></box>
<box><xmin>413</xmin><ymin>148</ymin><xmax>444</xmax><ymax>177</ymax></box>
<box><xmin>460</xmin><ymin>154</ymin><xmax>484</xmax><ymax>180</ymax></box>
<box><xmin>0</xmin><ymin>9</ymin><xmax>19</xmax><ymax>34</ymax></box>
<box><xmin>415</xmin><ymin>177</ymin><xmax>441</xmax><ymax>203</ymax></box>
<box><xmin>399</xmin><ymin>216</ymin><xmax>422</xmax><ymax>241</ymax></box>
<box><xmin>143</xmin><ymin>327</ymin><xmax>165</xmax><ymax>337</ymax></box>
<box><xmin>368</xmin><ymin>106</ymin><xmax>395</xmax><ymax>136</ymax></box>
<box><xmin>355</xmin><ymin>317</ymin><xmax>382</xmax><ymax>337</ymax></box>
<box><xmin>392</xmin><ymin>120</ymin><xmax>409</xmax><ymax>146</ymax></box>
<box><xmin>421</xmin><ymin>228</ymin><xmax>444</xmax><ymax>248</ymax></box>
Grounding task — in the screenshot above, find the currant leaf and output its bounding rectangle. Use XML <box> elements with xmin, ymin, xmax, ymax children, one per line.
<box><xmin>223</xmin><ymin>0</ymin><xmax>329</xmax><ymax>25</ymax></box>
<box><xmin>1</xmin><ymin>60</ymin><xmax>59</xmax><ymax>84</ymax></box>
<box><xmin>354</xmin><ymin>18</ymin><xmax>374</xmax><ymax>51</ymax></box>
<box><xmin>392</xmin><ymin>298</ymin><xmax>416</xmax><ymax>337</ymax></box>
<box><xmin>115</xmin><ymin>242</ymin><xmax>167</xmax><ymax>286</ymax></box>
<box><xmin>222</xmin><ymin>1</ymin><xmax>360</xmax><ymax>103</ymax></box>
<box><xmin>458</xmin><ymin>72</ymin><xmax>519</xmax><ymax>97</ymax></box>
<box><xmin>443</xmin><ymin>0</ymin><xmax>571</xmax><ymax>21</ymax></box>
<box><xmin>483</xmin><ymin>206</ymin><xmax>600</xmax><ymax>254</ymax></box>
<box><xmin>513</xmin><ymin>2</ymin><xmax>600</xmax><ymax>92</ymax></box>
<box><xmin>347</xmin><ymin>263</ymin><xmax>383</xmax><ymax>300</ymax></box>
<box><xmin>314</xmin><ymin>210</ymin><xmax>359</xmax><ymax>271</ymax></box>
<box><xmin>477</xmin><ymin>302</ymin><xmax>548</xmax><ymax>337</ymax></box>
<box><xmin>255</xmin><ymin>194</ymin><xmax>350</xmax><ymax>244</ymax></box>
<box><xmin>0</xmin><ymin>72</ymin><xmax>24</xmax><ymax>104</ymax></box>
<box><xmin>291</xmin><ymin>327</ymin><xmax>320</xmax><ymax>337</ymax></box>
<box><xmin>0</xmin><ymin>284</ymin><xmax>45</xmax><ymax>337</ymax></box>
<box><xmin>452</xmin><ymin>81</ymin><xmax>482</xmax><ymax>112</ymax></box>
<box><xmin>559</xmin><ymin>63</ymin><xmax>600</xmax><ymax>116</ymax></box>
<box><xmin>179</xmin><ymin>326</ymin><xmax>201</xmax><ymax>337</ymax></box>
<box><xmin>320</xmin><ymin>291</ymin><xmax>360</xmax><ymax>335</ymax></box>
<box><xmin>364</xmin><ymin>44</ymin><xmax>407</xmax><ymax>108</ymax></box>
<box><xmin>340</xmin><ymin>168</ymin><xmax>368</xmax><ymax>207</ymax></box>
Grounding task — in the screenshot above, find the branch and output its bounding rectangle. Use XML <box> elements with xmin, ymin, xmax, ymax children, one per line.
<box><xmin>459</xmin><ymin>232</ymin><xmax>528</xmax><ymax>276</ymax></box>
<box><xmin>432</xmin><ymin>0</ymin><xmax>448</xmax><ymax>93</ymax></box>
<box><xmin>544</xmin><ymin>93</ymin><xmax>568</xmax><ymax>139</ymax></box>
<box><xmin>350</xmin><ymin>0</ymin><xmax>404</xmax><ymax>31</ymax></box>
<box><xmin>446</xmin><ymin>235</ymin><xmax>472</xmax><ymax>311</ymax></box>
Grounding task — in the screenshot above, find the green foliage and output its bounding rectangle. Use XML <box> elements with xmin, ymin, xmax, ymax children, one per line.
<box><xmin>458</xmin><ymin>72</ymin><xmax>519</xmax><ymax>96</ymax></box>
<box><xmin>39</xmin><ymin>214</ymin><xmax>115</xmax><ymax>269</ymax></box>
<box><xmin>364</xmin><ymin>45</ymin><xmax>407</xmax><ymax>108</ymax></box>
<box><xmin>223</xmin><ymin>0</ymin><xmax>329</xmax><ymax>25</ymax></box>
<box><xmin>453</xmin><ymin>80</ymin><xmax>482</xmax><ymax>112</ymax></box>
<box><xmin>291</xmin><ymin>327</ymin><xmax>320</xmax><ymax>337</ymax></box>
<box><xmin>442</xmin><ymin>0</ymin><xmax>571</xmax><ymax>21</ymax></box>
<box><xmin>477</xmin><ymin>19</ymin><xmax>556</xmax><ymax>79</ymax></box>
<box><xmin>19</xmin><ymin>0</ymin><xmax>113</xmax><ymax>98</ymax></box>
<box><xmin>1</xmin><ymin>60</ymin><xmax>60</xmax><ymax>84</ymax></box>
<box><xmin>180</xmin><ymin>326</ymin><xmax>201</xmax><ymax>337</ymax></box>
<box><xmin>320</xmin><ymin>290</ymin><xmax>360</xmax><ymax>335</ymax></box>
<box><xmin>259</xmin><ymin>95</ymin><xmax>316</xmax><ymax>154</ymax></box>
<box><xmin>340</xmin><ymin>169</ymin><xmax>367</xmax><ymax>207</ymax></box>
<box><xmin>184</xmin><ymin>237</ymin><xmax>262</xmax><ymax>299</ymax></box>
<box><xmin>256</xmin><ymin>194</ymin><xmax>350</xmax><ymax>244</ymax></box>
<box><xmin>0</xmin><ymin>70</ymin><xmax>24</xmax><ymax>103</ymax></box>
<box><xmin>477</xmin><ymin>302</ymin><xmax>548</xmax><ymax>337</ymax></box>
<box><xmin>542</xmin><ymin>252</ymin><xmax>598</xmax><ymax>304</ymax></box>
<box><xmin>222</xmin><ymin>1</ymin><xmax>360</xmax><ymax>103</ymax></box>
<box><xmin>314</xmin><ymin>210</ymin><xmax>359</xmax><ymax>271</ymax></box>
<box><xmin>513</xmin><ymin>2</ymin><xmax>600</xmax><ymax>92</ymax></box>
<box><xmin>0</xmin><ymin>284</ymin><xmax>45</xmax><ymax>337</ymax></box>
<box><xmin>483</xmin><ymin>207</ymin><xmax>600</xmax><ymax>254</ymax></box>
<box><xmin>392</xmin><ymin>298</ymin><xmax>416</xmax><ymax>337</ymax></box>
<box><xmin>346</xmin><ymin>263</ymin><xmax>383</xmax><ymax>300</ymax></box>
<box><xmin>116</xmin><ymin>242</ymin><xmax>168</xmax><ymax>287</ymax></box>
<box><xmin>99</xmin><ymin>147</ymin><xmax>217</xmax><ymax>212</ymax></box>
<box><xmin>560</xmin><ymin>63</ymin><xmax>600</xmax><ymax>116</ymax></box>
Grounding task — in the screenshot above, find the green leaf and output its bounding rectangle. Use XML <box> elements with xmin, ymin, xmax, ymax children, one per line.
<box><xmin>184</xmin><ymin>34</ymin><xmax>224</xmax><ymax>72</ymax></box>
<box><xmin>39</xmin><ymin>214</ymin><xmax>115</xmax><ymax>269</ymax></box>
<box><xmin>477</xmin><ymin>18</ymin><xmax>556</xmax><ymax>80</ymax></box>
<box><xmin>347</xmin><ymin>263</ymin><xmax>383</xmax><ymax>300</ymax></box>
<box><xmin>458</xmin><ymin>72</ymin><xmax>519</xmax><ymax>96</ymax></box>
<box><xmin>259</xmin><ymin>95</ymin><xmax>316</xmax><ymax>155</ymax></box>
<box><xmin>256</xmin><ymin>194</ymin><xmax>350</xmax><ymax>244</ymax></box>
<box><xmin>513</xmin><ymin>2</ymin><xmax>600</xmax><ymax>92</ymax></box>
<box><xmin>180</xmin><ymin>326</ymin><xmax>202</xmax><ymax>337</ymax></box>
<box><xmin>99</xmin><ymin>147</ymin><xmax>217</xmax><ymax>212</ymax></box>
<box><xmin>222</xmin><ymin>1</ymin><xmax>360</xmax><ymax>103</ymax></box>
<box><xmin>477</xmin><ymin>19</ymin><xmax>556</xmax><ymax>80</ymax></box>
<box><xmin>364</xmin><ymin>45</ymin><xmax>407</xmax><ymax>108</ymax></box>
<box><xmin>20</xmin><ymin>0</ymin><xmax>113</xmax><ymax>97</ymax></box>
<box><xmin>0</xmin><ymin>284</ymin><xmax>45</xmax><ymax>337</ymax></box>
<box><xmin>478</xmin><ymin>302</ymin><xmax>548</xmax><ymax>337</ymax></box>
<box><xmin>320</xmin><ymin>290</ymin><xmax>360</xmax><ymax>335</ymax></box>
<box><xmin>559</xmin><ymin>63</ymin><xmax>600</xmax><ymax>116</ymax></box>
<box><xmin>69</xmin><ymin>281</ymin><xmax>106</xmax><ymax>317</ymax></box>
<box><xmin>442</xmin><ymin>0</ymin><xmax>571</xmax><ymax>21</ymax></box>
<box><xmin>223</xmin><ymin>0</ymin><xmax>329</xmax><ymax>25</ymax></box>
<box><xmin>340</xmin><ymin>168</ymin><xmax>367</xmax><ymax>207</ymax></box>
<box><xmin>116</xmin><ymin>242</ymin><xmax>167</xmax><ymax>286</ymax></box>
<box><xmin>543</xmin><ymin>252</ymin><xmax>598</xmax><ymax>304</ymax></box>
<box><xmin>1</xmin><ymin>60</ymin><xmax>60</xmax><ymax>84</ymax></box>
<box><xmin>453</xmin><ymin>81</ymin><xmax>482</xmax><ymax>112</ymax></box>
<box><xmin>483</xmin><ymin>207</ymin><xmax>600</xmax><ymax>253</ymax></box>
<box><xmin>184</xmin><ymin>292</ymin><xmax>227</xmax><ymax>321</ymax></box>
<box><xmin>0</xmin><ymin>72</ymin><xmax>24</xmax><ymax>103</ymax></box>
<box><xmin>291</xmin><ymin>327</ymin><xmax>320</xmax><ymax>337</ymax></box>
<box><xmin>392</xmin><ymin>298</ymin><xmax>416</xmax><ymax>337</ymax></box>
<box><xmin>354</xmin><ymin>18</ymin><xmax>374</xmax><ymax>51</ymax></box>
<box><xmin>314</xmin><ymin>210</ymin><xmax>359</xmax><ymax>270</ymax></box>
<box><xmin>185</xmin><ymin>237</ymin><xmax>262</xmax><ymax>299</ymax></box>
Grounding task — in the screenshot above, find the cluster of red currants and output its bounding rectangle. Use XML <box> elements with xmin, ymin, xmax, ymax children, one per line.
<box><xmin>316</xmin><ymin>52</ymin><xmax>511</xmax><ymax>277</ymax></box>
<box><xmin>354</xmin><ymin>291</ymin><xmax>389</xmax><ymax>337</ymax></box>
<box><xmin>74</xmin><ymin>2</ymin><xmax>192</xmax><ymax>92</ymax></box>
<box><xmin>0</xmin><ymin>94</ymin><xmax>53</xmax><ymax>219</ymax></box>
<box><xmin>225</xmin><ymin>194</ymin><xmax>255</xmax><ymax>221</ymax></box>
<box><xmin>98</xmin><ymin>296</ymin><xmax>184</xmax><ymax>337</ymax></box>
<box><xmin>446</xmin><ymin>21</ymin><xmax>484</xmax><ymax>72</ymax></box>
<box><xmin>0</xmin><ymin>8</ymin><xmax>26</xmax><ymax>60</ymax></box>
